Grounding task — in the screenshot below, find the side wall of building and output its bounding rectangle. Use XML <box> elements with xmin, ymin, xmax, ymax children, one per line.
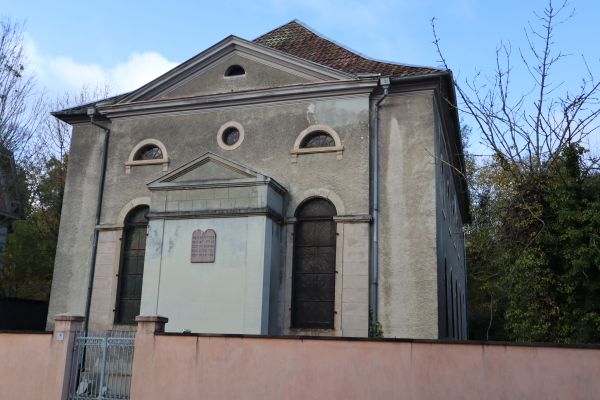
<box><xmin>47</xmin><ymin>124</ymin><xmax>106</xmax><ymax>328</ymax></box>
<box><xmin>378</xmin><ymin>90</ymin><xmax>438</xmax><ymax>339</ymax></box>
<box><xmin>434</xmin><ymin>97</ymin><xmax>468</xmax><ymax>339</ymax></box>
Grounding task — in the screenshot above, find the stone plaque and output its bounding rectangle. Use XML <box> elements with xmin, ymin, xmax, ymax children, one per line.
<box><xmin>191</xmin><ymin>229</ymin><xmax>216</xmax><ymax>263</ymax></box>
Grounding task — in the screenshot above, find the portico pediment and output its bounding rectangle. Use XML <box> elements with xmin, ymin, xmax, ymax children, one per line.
<box><xmin>116</xmin><ymin>36</ymin><xmax>354</xmax><ymax>103</ymax></box>
<box><xmin>146</xmin><ymin>152</ymin><xmax>286</xmax><ymax>220</ymax></box>
<box><xmin>147</xmin><ymin>152</ymin><xmax>279</xmax><ymax>190</ymax></box>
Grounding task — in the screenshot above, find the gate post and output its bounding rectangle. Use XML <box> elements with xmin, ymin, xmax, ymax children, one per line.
<box><xmin>49</xmin><ymin>314</ymin><xmax>84</xmax><ymax>400</ymax></box>
<box><xmin>130</xmin><ymin>315</ymin><xmax>168</xmax><ymax>400</ymax></box>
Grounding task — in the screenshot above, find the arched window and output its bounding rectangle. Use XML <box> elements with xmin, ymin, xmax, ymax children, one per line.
<box><xmin>224</xmin><ymin>65</ymin><xmax>245</xmax><ymax>77</ymax></box>
<box><xmin>115</xmin><ymin>205</ymin><xmax>149</xmax><ymax>325</ymax></box>
<box><xmin>125</xmin><ymin>139</ymin><xmax>169</xmax><ymax>173</ymax></box>
<box><xmin>292</xmin><ymin>198</ymin><xmax>337</xmax><ymax>329</ymax></box>
<box><xmin>134</xmin><ymin>144</ymin><xmax>163</xmax><ymax>160</ymax></box>
<box><xmin>290</xmin><ymin>125</ymin><xmax>344</xmax><ymax>162</ymax></box>
<box><xmin>300</xmin><ymin>131</ymin><xmax>335</xmax><ymax>148</ymax></box>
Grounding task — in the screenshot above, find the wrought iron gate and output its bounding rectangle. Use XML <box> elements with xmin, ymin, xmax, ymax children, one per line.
<box><xmin>68</xmin><ymin>331</ymin><xmax>136</xmax><ymax>400</ymax></box>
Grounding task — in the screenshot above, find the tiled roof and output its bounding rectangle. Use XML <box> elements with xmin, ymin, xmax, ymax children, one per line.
<box><xmin>254</xmin><ymin>20</ymin><xmax>440</xmax><ymax>77</ymax></box>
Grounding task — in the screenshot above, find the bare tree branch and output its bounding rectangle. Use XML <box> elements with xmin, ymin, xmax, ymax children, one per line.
<box><xmin>432</xmin><ymin>1</ymin><xmax>598</xmax><ymax>181</ymax></box>
<box><xmin>0</xmin><ymin>17</ymin><xmax>42</xmax><ymax>161</ymax></box>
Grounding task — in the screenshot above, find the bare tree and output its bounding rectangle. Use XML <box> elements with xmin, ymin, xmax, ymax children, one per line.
<box><xmin>432</xmin><ymin>1</ymin><xmax>600</xmax><ymax>177</ymax></box>
<box><xmin>0</xmin><ymin>17</ymin><xmax>42</xmax><ymax>161</ymax></box>
<box><xmin>25</xmin><ymin>85</ymin><xmax>111</xmax><ymax>237</ymax></box>
<box><xmin>37</xmin><ymin>85</ymin><xmax>110</xmax><ymax>161</ymax></box>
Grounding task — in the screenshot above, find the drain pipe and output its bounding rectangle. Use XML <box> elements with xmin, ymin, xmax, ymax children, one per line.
<box><xmin>83</xmin><ymin>107</ymin><xmax>110</xmax><ymax>333</ymax></box>
<box><xmin>369</xmin><ymin>76</ymin><xmax>390</xmax><ymax>334</ymax></box>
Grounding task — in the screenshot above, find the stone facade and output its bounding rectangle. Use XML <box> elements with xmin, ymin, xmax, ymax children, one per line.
<box><xmin>48</xmin><ymin>21</ymin><xmax>468</xmax><ymax>339</ymax></box>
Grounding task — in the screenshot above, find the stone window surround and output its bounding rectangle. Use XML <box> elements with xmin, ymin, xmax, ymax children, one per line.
<box><xmin>216</xmin><ymin>121</ymin><xmax>245</xmax><ymax>151</ymax></box>
<box><xmin>125</xmin><ymin>139</ymin><xmax>169</xmax><ymax>174</ymax></box>
<box><xmin>283</xmin><ymin>190</ymin><xmax>346</xmax><ymax>336</ymax></box>
<box><xmin>90</xmin><ymin>197</ymin><xmax>151</xmax><ymax>331</ymax></box>
<box><xmin>290</xmin><ymin>124</ymin><xmax>343</xmax><ymax>163</ymax></box>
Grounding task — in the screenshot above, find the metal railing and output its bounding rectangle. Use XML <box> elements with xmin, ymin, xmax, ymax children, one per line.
<box><xmin>68</xmin><ymin>330</ymin><xmax>136</xmax><ymax>400</ymax></box>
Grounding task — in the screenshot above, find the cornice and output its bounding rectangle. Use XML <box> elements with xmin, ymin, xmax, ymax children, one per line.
<box><xmin>99</xmin><ymin>79</ymin><xmax>378</xmax><ymax>119</ymax></box>
<box><xmin>147</xmin><ymin>207</ymin><xmax>284</xmax><ymax>224</ymax></box>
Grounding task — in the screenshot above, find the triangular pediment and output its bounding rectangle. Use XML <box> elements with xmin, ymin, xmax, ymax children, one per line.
<box><xmin>148</xmin><ymin>152</ymin><xmax>265</xmax><ymax>189</ymax></box>
<box><xmin>118</xmin><ymin>36</ymin><xmax>353</xmax><ymax>103</ymax></box>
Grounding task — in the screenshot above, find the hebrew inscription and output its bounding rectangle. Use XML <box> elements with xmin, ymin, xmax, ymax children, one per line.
<box><xmin>191</xmin><ymin>229</ymin><xmax>216</xmax><ymax>263</ymax></box>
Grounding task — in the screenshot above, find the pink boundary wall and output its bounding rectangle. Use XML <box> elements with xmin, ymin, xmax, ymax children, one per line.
<box><xmin>0</xmin><ymin>315</ymin><xmax>83</xmax><ymax>400</ymax></box>
<box><xmin>132</xmin><ymin>316</ymin><xmax>600</xmax><ymax>400</ymax></box>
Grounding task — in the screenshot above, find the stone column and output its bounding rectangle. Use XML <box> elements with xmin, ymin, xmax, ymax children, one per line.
<box><xmin>49</xmin><ymin>314</ymin><xmax>84</xmax><ymax>400</ymax></box>
<box><xmin>130</xmin><ymin>315</ymin><xmax>168</xmax><ymax>400</ymax></box>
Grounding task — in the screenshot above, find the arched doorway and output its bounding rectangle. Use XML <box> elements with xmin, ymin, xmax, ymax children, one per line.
<box><xmin>115</xmin><ymin>205</ymin><xmax>149</xmax><ymax>324</ymax></box>
<box><xmin>291</xmin><ymin>198</ymin><xmax>337</xmax><ymax>329</ymax></box>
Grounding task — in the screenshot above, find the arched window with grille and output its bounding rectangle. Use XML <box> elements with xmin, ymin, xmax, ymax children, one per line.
<box><xmin>125</xmin><ymin>139</ymin><xmax>169</xmax><ymax>173</ymax></box>
<box><xmin>290</xmin><ymin>125</ymin><xmax>344</xmax><ymax>161</ymax></box>
<box><xmin>299</xmin><ymin>131</ymin><xmax>335</xmax><ymax>148</ymax></box>
<box><xmin>115</xmin><ymin>205</ymin><xmax>149</xmax><ymax>324</ymax></box>
<box><xmin>292</xmin><ymin>198</ymin><xmax>337</xmax><ymax>329</ymax></box>
<box><xmin>133</xmin><ymin>144</ymin><xmax>163</xmax><ymax>160</ymax></box>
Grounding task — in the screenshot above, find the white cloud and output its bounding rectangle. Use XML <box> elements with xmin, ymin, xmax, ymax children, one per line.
<box><xmin>110</xmin><ymin>52</ymin><xmax>178</xmax><ymax>92</ymax></box>
<box><xmin>23</xmin><ymin>34</ymin><xmax>178</xmax><ymax>98</ymax></box>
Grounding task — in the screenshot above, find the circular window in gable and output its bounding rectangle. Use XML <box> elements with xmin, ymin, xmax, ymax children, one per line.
<box><xmin>216</xmin><ymin>121</ymin><xmax>245</xmax><ymax>150</ymax></box>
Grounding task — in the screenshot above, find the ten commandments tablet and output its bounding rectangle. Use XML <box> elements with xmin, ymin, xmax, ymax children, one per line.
<box><xmin>191</xmin><ymin>229</ymin><xmax>216</xmax><ymax>263</ymax></box>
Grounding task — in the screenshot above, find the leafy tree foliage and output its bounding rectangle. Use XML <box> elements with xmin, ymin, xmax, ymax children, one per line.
<box><xmin>435</xmin><ymin>1</ymin><xmax>599</xmax><ymax>343</ymax></box>
<box><xmin>0</xmin><ymin>156</ymin><xmax>66</xmax><ymax>300</ymax></box>
<box><xmin>468</xmin><ymin>145</ymin><xmax>600</xmax><ymax>343</ymax></box>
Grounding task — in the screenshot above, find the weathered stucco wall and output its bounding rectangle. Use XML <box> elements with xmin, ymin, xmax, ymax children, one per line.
<box><xmin>98</xmin><ymin>95</ymin><xmax>370</xmax><ymax>226</ymax></box>
<box><xmin>339</xmin><ymin>222</ymin><xmax>370</xmax><ymax>336</ymax></box>
<box><xmin>131</xmin><ymin>319</ymin><xmax>600</xmax><ymax>400</ymax></box>
<box><xmin>89</xmin><ymin>229</ymin><xmax>122</xmax><ymax>331</ymax></box>
<box><xmin>378</xmin><ymin>91</ymin><xmax>438</xmax><ymax>339</ymax></box>
<box><xmin>159</xmin><ymin>52</ymin><xmax>314</xmax><ymax>99</ymax></box>
<box><xmin>47</xmin><ymin>124</ymin><xmax>106</xmax><ymax>328</ymax></box>
<box><xmin>52</xmin><ymin>92</ymin><xmax>371</xmax><ymax>332</ymax></box>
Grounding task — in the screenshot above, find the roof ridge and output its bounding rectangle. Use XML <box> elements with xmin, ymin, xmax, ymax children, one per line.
<box><xmin>280</xmin><ymin>20</ymin><xmax>379</xmax><ymax>64</ymax></box>
<box><xmin>292</xmin><ymin>21</ymin><xmax>444</xmax><ymax>72</ymax></box>
<box><xmin>253</xmin><ymin>20</ymin><xmax>440</xmax><ymax>77</ymax></box>
<box><xmin>254</xmin><ymin>20</ymin><xmax>374</xmax><ymax>65</ymax></box>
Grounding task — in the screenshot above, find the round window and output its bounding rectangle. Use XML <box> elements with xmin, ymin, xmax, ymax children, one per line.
<box><xmin>222</xmin><ymin>127</ymin><xmax>240</xmax><ymax>146</ymax></box>
<box><xmin>216</xmin><ymin>121</ymin><xmax>245</xmax><ymax>150</ymax></box>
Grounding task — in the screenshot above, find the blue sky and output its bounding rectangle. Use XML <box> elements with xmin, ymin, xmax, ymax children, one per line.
<box><xmin>3</xmin><ymin>0</ymin><xmax>599</xmax><ymax>151</ymax></box>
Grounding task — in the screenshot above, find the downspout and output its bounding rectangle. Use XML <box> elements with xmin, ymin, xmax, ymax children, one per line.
<box><xmin>369</xmin><ymin>77</ymin><xmax>390</xmax><ymax>334</ymax></box>
<box><xmin>83</xmin><ymin>107</ymin><xmax>110</xmax><ymax>333</ymax></box>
